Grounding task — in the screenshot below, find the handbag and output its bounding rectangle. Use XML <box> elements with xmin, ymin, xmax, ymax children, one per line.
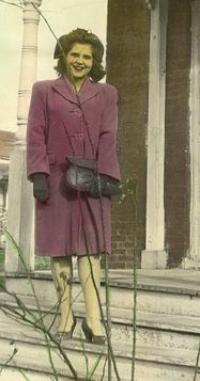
<box><xmin>65</xmin><ymin>156</ymin><xmax>97</xmax><ymax>192</ymax></box>
<box><xmin>65</xmin><ymin>156</ymin><xmax>121</xmax><ymax>197</ymax></box>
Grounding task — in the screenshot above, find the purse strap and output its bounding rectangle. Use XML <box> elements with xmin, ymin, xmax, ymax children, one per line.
<box><xmin>75</xmin><ymin>92</ymin><xmax>96</xmax><ymax>159</ymax></box>
<box><xmin>62</xmin><ymin>76</ymin><xmax>97</xmax><ymax>160</ymax></box>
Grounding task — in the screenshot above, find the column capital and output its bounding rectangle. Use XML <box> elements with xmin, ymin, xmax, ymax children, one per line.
<box><xmin>144</xmin><ymin>0</ymin><xmax>156</xmax><ymax>10</ymax></box>
<box><xmin>22</xmin><ymin>0</ymin><xmax>42</xmax><ymax>25</ymax></box>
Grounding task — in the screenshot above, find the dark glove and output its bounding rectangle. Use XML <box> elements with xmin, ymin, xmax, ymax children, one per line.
<box><xmin>31</xmin><ymin>173</ymin><xmax>49</xmax><ymax>203</ymax></box>
<box><xmin>90</xmin><ymin>174</ymin><xmax>121</xmax><ymax>198</ymax></box>
<box><xmin>100</xmin><ymin>175</ymin><xmax>122</xmax><ymax>196</ymax></box>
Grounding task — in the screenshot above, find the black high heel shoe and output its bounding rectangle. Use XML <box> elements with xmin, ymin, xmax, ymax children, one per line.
<box><xmin>56</xmin><ymin>317</ymin><xmax>77</xmax><ymax>340</ymax></box>
<box><xmin>82</xmin><ymin>318</ymin><xmax>106</xmax><ymax>345</ymax></box>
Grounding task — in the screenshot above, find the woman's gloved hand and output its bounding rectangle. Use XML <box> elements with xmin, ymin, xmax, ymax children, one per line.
<box><xmin>31</xmin><ymin>173</ymin><xmax>49</xmax><ymax>203</ymax></box>
<box><xmin>90</xmin><ymin>174</ymin><xmax>121</xmax><ymax>198</ymax></box>
<box><xmin>100</xmin><ymin>175</ymin><xmax>122</xmax><ymax>196</ymax></box>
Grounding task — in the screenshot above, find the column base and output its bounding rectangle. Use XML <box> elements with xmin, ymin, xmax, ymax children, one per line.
<box><xmin>141</xmin><ymin>250</ymin><xmax>168</xmax><ymax>269</ymax></box>
<box><xmin>181</xmin><ymin>256</ymin><xmax>200</xmax><ymax>270</ymax></box>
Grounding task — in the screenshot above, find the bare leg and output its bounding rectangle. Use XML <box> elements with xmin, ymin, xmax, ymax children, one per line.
<box><xmin>78</xmin><ymin>255</ymin><xmax>103</xmax><ymax>336</ymax></box>
<box><xmin>51</xmin><ymin>256</ymin><xmax>74</xmax><ymax>333</ymax></box>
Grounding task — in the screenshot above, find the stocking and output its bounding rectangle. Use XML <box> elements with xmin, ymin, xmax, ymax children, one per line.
<box><xmin>51</xmin><ymin>256</ymin><xmax>74</xmax><ymax>333</ymax></box>
<box><xmin>78</xmin><ymin>255</ymin><xmax>103</xmax><ymax>336</ymax></box>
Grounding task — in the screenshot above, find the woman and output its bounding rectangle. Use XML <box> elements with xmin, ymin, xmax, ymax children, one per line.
<box><xmin>26</xmin><ymin>28</ymin><xmax>121</xmax><ymax>344</ymax></box>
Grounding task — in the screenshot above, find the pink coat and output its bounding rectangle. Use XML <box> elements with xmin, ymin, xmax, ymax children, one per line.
<box><xmin>26</xmin><ymin>76</ymin><xmax>120</xmax><ymax>257</ymax></box>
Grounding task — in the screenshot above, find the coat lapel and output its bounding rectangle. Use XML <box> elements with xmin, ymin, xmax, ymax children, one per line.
<box><xmin>79</xmin><ymin>77</ymin><xmax>100</xmax><ymax>104</ymax></box>
<box><xmin>52</xmin><ymin>76</ymin><xmax>100</xmax><ymax>105</ymax></box>
<box><xmin>52</xmin><ymin>76</ymin><xmax>77</xmax><ymax>105</ymax></box>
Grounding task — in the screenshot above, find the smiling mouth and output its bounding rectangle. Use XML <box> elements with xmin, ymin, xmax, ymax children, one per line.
<box><xmin>72</xmin><ymin>65</ymin><xmax>86</xmax><ymax>71</ymax></box>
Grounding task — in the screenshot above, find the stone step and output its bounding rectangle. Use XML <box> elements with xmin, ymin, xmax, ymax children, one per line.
<box><xmin>1</xmin><ymin>294</ymin><xmax>200</xmax><ymax>358</ymax></box>
<box><xmin>0</xmin><ymin>317</ymin><xmax>199</xmax><ymax>381</ymax></box>
<box><xmin>5</xmin><ymin>271</ymin><xmax>200</xmax><ymax>319</ymax></box>
<box><xmin>2</xmin><ymin>270</ymin><xmax>200</xmax><ymax>381</ymax></box>
<box><xmin>0</xmin><ymin>368</ymin><xmax>54</xmax><ymax>381</ymax></box>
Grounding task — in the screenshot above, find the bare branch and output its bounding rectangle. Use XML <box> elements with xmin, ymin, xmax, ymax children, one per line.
<box><xmin>0</xmin><ymin>0</ymin><xmax>23</xmax><ymax>8</ymax></box>
<box><xmin>4</xmin><ymin>230</ymin><xmax>78</xmax><ymax>380</ymax></box>
<box><xmin>100</xmin><ymin>355</ymin><xmax>108</xmax><ymax>381</ymax></box>
<box><xmin>31</xmin><ymin>2</ymin><xmax>64</xmax><ymax>57</ymax></box>
<box><xmin>0</xmin><ymin>300</ymin><xmax>78</xmax><ymax>380</ymax></box>
<box><xmin>80</xmin><ymin>333</ymin><xmax>89</xmax><ymax>380</ymax></box>
<box><xmin>78</xmin><ymin>198</ymin><xmax>121</xmax><ymax>380</ymax></box>
<box><xmin>88</xmin><ymin>352</ymin><xmax>105</xmax><ymax>381</ymax></box>
<box><xmin>13</xmin><ymin>366</ymin><xmax>32</xmax><ymax>381</ymax></box>
<box><xmin>193</xmin><ymin>339</ymin><xmax>200</xmax><ymax>381</ymax></box>
<box><xmin>131</xmin><ymin>183</ymin><xmax>138</xmax><ymax>381</ymax></box>
<box><xmin>0</xmin><ymin>347</ymin><xmax>18</xmax><ymax>375</ymax></box>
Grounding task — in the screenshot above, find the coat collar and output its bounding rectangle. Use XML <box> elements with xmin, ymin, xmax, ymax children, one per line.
<box><xmin>52</xmin><ymin>76</ymin><xmax>100</xmax><ymax>105</ymax></box>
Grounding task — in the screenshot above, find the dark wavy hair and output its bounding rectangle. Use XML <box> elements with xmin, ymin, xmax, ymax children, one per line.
<box><xmin>54</xmin><ymin>28</ymin><xmax>106</xmax><ymax>82</ymax></box>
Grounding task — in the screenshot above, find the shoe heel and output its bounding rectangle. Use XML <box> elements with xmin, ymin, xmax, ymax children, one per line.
<box><xmin>82</xmin><ymin>319</ymin><xmax>93</xmax><ymax>342</ymax></box>
<box><xmin>81</xmin><ymin>319</ymin><xmax>106</xmax><ymax>345</ymax></box>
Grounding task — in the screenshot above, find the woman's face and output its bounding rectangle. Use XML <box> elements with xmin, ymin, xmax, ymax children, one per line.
<box><xmin>65</xmin><ymin>43</ymin><xmax>93</xmax><ymax>82</ymax></box>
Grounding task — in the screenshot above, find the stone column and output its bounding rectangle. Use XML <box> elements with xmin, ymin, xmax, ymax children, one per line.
<box><xmin>5</xmin><ymin>0</ymin><xmax>42</xmax><ymax>274</ymax></box>
<box><xmin>141</xmin><ymin>0</ymin><xmax>168</xmax><ymax>269</ymax></box>
<box><xmin>182</xmin><ymin>0</ymin><xmax>200</xmax><ymax>269</ymax></box>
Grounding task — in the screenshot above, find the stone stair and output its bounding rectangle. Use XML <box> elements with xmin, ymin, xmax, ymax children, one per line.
<box><xmin>0</xmin><ymin>269</ymin><xmax>200</xmax><ymax>380</ymax></box>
